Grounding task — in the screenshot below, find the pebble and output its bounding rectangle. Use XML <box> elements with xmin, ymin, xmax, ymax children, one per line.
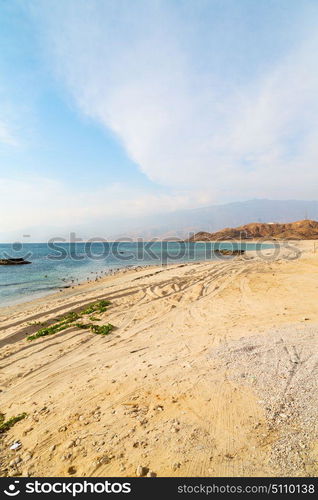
<box><xmin>136</xmin><ymin>465</ymin><xmax>148</xmax><ymax>477</ymax></box>
<box><xmin>9</xmin><ymin>457</ymin><xmax>22</xmax><ymax>467</ymax></box>
<box><xmin>10</xmin><ymin>441</ymin><xmax>22</xmax><ymax>451</ymax></box>
<box><xmin>172</xmin><ymin>462</ymin><xmax>181</xmax><ymax>471</ymax></box>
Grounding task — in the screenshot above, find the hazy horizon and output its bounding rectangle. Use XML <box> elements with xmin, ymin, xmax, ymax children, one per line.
<box><xmin>1</xmin><ymin>198</ymin><xmax>318</xmax><ymax>243</ymax></box>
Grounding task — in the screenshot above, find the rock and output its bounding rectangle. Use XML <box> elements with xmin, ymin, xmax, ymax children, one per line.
<box><xmin>10</xmin><ymin>441</ymin><xmax>22</xmax><ymax>451</ymax></box>
<box><xmin>136</xmin><ymin>465</ymin><xmax>148</xmax><ymax>477</ymax></box>
<box><xmin>216</xmin><ymin>249</ymin><xmax>245</xmax><ymax>256</ymax></box>
<box><xmin>172</xmin><ymin>462</ymin><xmax>181</xmax><ymax>471</ymax></box>
<box><xmin>147</xmin><ymin>470</ymin><xmax>157</xmax><ymax>477</ymax></box>
<box><xmin>153</xmin><ymin>405</ymin><xmax>164</xmax><ymax>412</ymax></box>
<box><xmin>23</xmin><ymin>427</ymin><xmax>34</xmax><ymax>436</ymax></box>
<box><xmin>9</xmin><ymin>457</ymin><xmax>22</xmax><ymax>467</ymax></box>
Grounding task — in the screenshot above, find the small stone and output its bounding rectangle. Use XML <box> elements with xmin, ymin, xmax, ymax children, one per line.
<box><xmin>23</xmin><ymin>427</ymin><xmax>33</xmax><ymax>436</ymax></box>
<box><xmin>136</xmin><ymin>465</ymin><xmax>148</xmax><ymax>477</ymax></box>
<box><xmin>10</xmin><ymin>441</ymin><xmax>22</xmax><ymax>451</ymax></box>
<box><xmin>147</xmin><ymin>470</ymin><xmax>157</xmax><ymax>477</ymax></box>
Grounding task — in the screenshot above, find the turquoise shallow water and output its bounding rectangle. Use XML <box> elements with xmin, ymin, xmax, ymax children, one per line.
<box><xmin>0</xmin><ymin>242</ymin><xmax>274</xmax><ymax>306</ymax></box>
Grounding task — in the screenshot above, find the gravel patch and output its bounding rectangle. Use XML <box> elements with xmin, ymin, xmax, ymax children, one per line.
<box><xmin>208</xmin><ymin>323</ymin><xmax>318</xmax><ymax>476</ymax></box>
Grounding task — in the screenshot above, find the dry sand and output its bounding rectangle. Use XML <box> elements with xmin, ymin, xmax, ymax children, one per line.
<box><xmin>0</xmin><ymin>240</ymin><xmax>317</xmax><ymax>477</ymax></box>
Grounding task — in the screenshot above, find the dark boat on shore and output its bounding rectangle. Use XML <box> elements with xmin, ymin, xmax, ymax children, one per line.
<box><xmin>0</xmin><ymin>258</ymin><xmax>31</xmax><ymax>265</ymax></box>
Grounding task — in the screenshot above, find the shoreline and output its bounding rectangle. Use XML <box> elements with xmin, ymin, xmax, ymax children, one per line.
<box><xmin>0</xmin><ymin>238</ymin><xmax>305</xmax><ymax>311</ymax></box>
<box><xmin>0</xmin><ymin>239</ymin><xmax>317</xmax><ymax>477</ymax></box>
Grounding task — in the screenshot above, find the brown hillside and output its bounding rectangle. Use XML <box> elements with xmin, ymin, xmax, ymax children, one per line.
<box><xmin>189</xmin><ymin>220</ymin><xmax>318</xmax><ymax>241</ymax></box>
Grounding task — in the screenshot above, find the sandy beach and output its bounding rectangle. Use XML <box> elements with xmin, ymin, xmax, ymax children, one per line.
<box><xmin>0</xmin><ymin>241</ymin><xmax>317</xmax><ymax>477</ymax></box>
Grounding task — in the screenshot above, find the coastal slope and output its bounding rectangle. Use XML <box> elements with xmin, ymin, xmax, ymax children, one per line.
<box><xmin>189</xmin><ymin>219</ymin><xmax>318</xmax><ymax>241</ymax></box>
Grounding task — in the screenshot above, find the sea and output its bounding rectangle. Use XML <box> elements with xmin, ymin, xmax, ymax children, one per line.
<box><xmin>0</xmin><ymin>241</ymin><xmax>274</xmax><ymax>307</ymax></box>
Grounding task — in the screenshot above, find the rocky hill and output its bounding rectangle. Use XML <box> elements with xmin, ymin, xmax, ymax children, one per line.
<box><xmin>189</xmin><ymin>219</ymin><xmax>318</xmax><ymax>241</ymax></box>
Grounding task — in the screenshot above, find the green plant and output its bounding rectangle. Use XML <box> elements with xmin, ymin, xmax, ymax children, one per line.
<box><xmin>80</xmin><ymin>300</ymin><xmax>110</xmax><ymax>315</ymax></box>
<box><xmin>89</xmin><ymin>323</ymin><xmax>114</xmax><ymax>335</ymax></box>
<box><xmin>75</xmin><ymin>322</ymin><xmax>114</xmax><ymax>335</ymax></box>
<box><xmin>0</xmin><ymin>413</ymin><xmax>27</xmax><ymax>434</ymax></box>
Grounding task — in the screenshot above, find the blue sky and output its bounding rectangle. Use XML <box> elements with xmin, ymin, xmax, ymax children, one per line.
<box><xmin>1</xmin><ymin>0</ymin><xmax>318</xmax><ymax>239</ymax></box>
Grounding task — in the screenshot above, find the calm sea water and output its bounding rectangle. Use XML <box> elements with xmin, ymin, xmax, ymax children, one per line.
<box><xmin>0</xmin><ymin>242</ymin><xmax>273</xmax><ymax>307</ymax></box>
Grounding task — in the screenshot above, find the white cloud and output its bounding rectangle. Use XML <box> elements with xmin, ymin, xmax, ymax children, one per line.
<box><xmin>0</xmin><ymin>176</ymin><xmax>211</xmax><ymax>236</ymax></box>
<box><xmin>28</xmin><ymin>0</ymin><xmax>318</xmax><ymax>204</ymax></box>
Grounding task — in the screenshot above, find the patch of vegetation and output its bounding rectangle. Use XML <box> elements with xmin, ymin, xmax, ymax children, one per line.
<box><xmin>0</xmin><ymin>413</ymin><xmax>27</xmax><ymax>434</ymax></box>
<box><xmin>89</xmin><ymin>316</ymin><xmax>101</xmax><ymax>322</ymax></box>
<box><xmin>27</xmin><ymin>300</ymin><xmax>112</xmax><ymax>341</ymax></box>
<box><xmin>27</xmin><ymin>315</ymin><xmax>77</xmax><ymax>341</ymax></box>
<box><xmin>75</xmin><ymin>322</ymin><xmax>114</xmax><ymax>335</ymax></box>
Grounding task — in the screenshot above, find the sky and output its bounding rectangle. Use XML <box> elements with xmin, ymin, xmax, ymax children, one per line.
<box><xmin>1</xmin><ymin>0</ymin><xmax>318</xmax><ymax>240</ymax></box>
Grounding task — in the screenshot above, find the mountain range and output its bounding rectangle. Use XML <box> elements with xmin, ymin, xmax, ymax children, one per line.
<box><xmin>188</xmin><ymin>219</ymin><xmax>318</xmax><ymax>241</ymax></box>
<box><xmin>2</xmin><ymin>199</ymin><xmax>318</xmax><ymax>241</ymax></box>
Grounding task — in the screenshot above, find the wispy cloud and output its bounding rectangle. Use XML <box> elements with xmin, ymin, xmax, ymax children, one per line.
<box><xmin>28</xmin><ymin>0</ymin><xmax>318</xmax><ymax>202</ymax></box>
<box><xmin>0</xmin><ymin>176</ymin><xmax>210</xmax><ymax>235</ymax></box>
